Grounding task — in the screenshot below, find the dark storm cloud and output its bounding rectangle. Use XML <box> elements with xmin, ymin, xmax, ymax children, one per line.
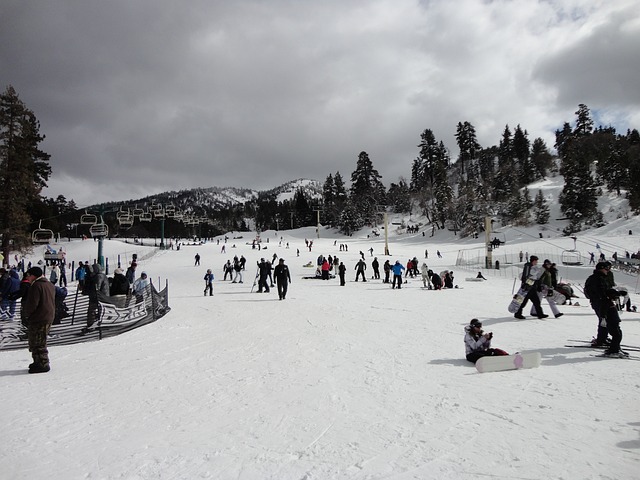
<box><xmin>1</xmin><ymin>0</ymin><xmax>639</xmax><ymax>205</ymax></box>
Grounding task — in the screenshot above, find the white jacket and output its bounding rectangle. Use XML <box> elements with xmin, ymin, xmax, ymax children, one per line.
<box><xmin>464</xmin><ymin>326</ymin><xmax>491</xmax><ymax>355</ymax></box>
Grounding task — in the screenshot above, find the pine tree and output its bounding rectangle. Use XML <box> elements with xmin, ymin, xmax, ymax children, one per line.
<box><xmin>533</xmin><ymin>189</ymin><xmax>550</xmax><ymax>224</ymax></box>
<box><xmin>556</xmin><ymin>105</ymin><xmax>600</xmax><ymax>231</ymax></box>
<box><xmin>530</xmin><ymin>138</ymin><xmax>554</xmax><ymax>179</ymax></box>
<box><xmin>0</xmin><ymin>85</ymin><xmax>52</xmax><ymax>263</ymax></box>
<box><xmin>431</xmin><ymin>142</ymin><xmax>452</xmax><ymax>229</ymax></box>
<box><xmin>349</xmin><ymin>151</ymin><xmax>386</xmax><ymax>225</ymax></box>
<box><xmin>387</xmin><ymin>179</ymin><xmax>411</xmax><ymax>213</ymax></box>
<box><xmin>455</xmin><ymin>121</ymin><xmax>481</xmax><ymax>180</ymax></box>
<box><xmin>513</xmin><ymin>125</ymin><xmax>532</xmax><ymax>184</ymax></box>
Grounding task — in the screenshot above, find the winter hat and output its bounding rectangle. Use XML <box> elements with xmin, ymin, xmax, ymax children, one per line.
<box><xmin>27</xmin><ymin>266</ymin><xmax>43</xmax><ymax>277</ymax></box>
<box><xmin>114</xmin><ymin>268</ymin><xmax>123</xmax><ymax>274</ymax></box>
<box><xmin>595</xmin><ymin>262</ymin><xmax>608</xmax><ymax>270</ymax></box>
<box><xmin>469</xmin><ymin>319</ymin><xmax>482</xmax><ymax>328</ymax></box>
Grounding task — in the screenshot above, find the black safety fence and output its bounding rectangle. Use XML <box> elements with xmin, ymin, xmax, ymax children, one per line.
<box><xmin>0</xmin><ymin>282</ymin><xmax>170</xmax><ymax>351</ymax></box>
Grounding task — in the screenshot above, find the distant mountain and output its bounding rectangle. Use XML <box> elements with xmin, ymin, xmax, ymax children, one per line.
<box><xmin>98</xmin><ymin>178</ymin><xmax>323</xmax><ymax>211</ymax></box>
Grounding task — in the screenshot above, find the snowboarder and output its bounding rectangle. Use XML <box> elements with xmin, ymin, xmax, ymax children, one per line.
<box><xmin>464</xmin><ymin>319</ymin><xmax>508</xmax><ymax>364</ymax></box>
<box><xmin>513</xmin><ymin>256</ymin><xmax>547</xmax><ymax>320</ymax></box>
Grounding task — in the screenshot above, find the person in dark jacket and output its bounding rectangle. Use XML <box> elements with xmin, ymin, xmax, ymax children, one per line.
<box><xmin>430</xmin><ymin>270</ymin><xmax>442</xmax><ymax>290</ymax></box>
<box><xmin>22</xmin><ymin>267</ymin><xmax>56</xmax><ymax>373</ymax></box>
<box><xmin>110</xmin><ymin>268</ymin><xmax>130</xmax><ymax>296</ymax></box>
<box><xmin>338</xmin><ymin>262</ymin><xmax>346</xmax><ymax>286</ymax></box>
<box><xmin>584</xmin><ymin>262</ymin><xmax>626</xmax><ymax>354</ymax></box>
<box><xmin>86</xmin><ymin>263</ymin><xmax>109</xmax><ymax>327</ymax></box>
<box><xmin>383</xmin><ymin>260</ymin><xmax>391</xmax><ymax>284</ymax></box>
<box><xmin>0</xmin><ymin>268</ymin><xmax>21</xmax><ymax>319</ymax></box>
<box><xmin>354</xmin><ymin>259</ymin><xmax>367</xmax><ymax>282</ymax></box>
<box><xmin>273</xmin><ymin>258</ymin><xmax>291</xmax><ymax>300</ymax></box>
<box><xmin>371</xmin><ymin>257</ymin><xmax>380</xmax><ymax>280</ymax></box>
<box><xmin>125</xmin><ymin>262</ymin><xmax>137</xmax><ymax>285</ymax></box>
<box><xmin>256</xmin><ymin>258</ymin><xmax>270</xmax><ymax>293</ymax></box>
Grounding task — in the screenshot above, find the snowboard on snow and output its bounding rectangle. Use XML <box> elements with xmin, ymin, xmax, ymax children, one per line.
<box><xmin>475</xmin><ymin>352</ymin><xmax>541</xmax><ymax>373</ymax></box>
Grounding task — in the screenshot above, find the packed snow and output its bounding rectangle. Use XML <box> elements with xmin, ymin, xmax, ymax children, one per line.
<box><xmin>2</xmin><ymin>219</ymin><xmax>640</xmax><ymax>479</ymax></box>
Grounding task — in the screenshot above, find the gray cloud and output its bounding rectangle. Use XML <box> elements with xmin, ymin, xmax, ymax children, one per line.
<box><xmin>2</xmin><ymin>0</ymin><xmax>639</xmax><ymax>206</ymax></box>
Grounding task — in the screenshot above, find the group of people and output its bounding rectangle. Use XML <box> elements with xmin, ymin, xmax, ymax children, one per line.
<box><xmin>255</xmin><ymin>257</ymin><xmax>291</xmax><ymax>299</ymax></box>
<box><xmin>512</xmin><ymin>256</ymin><xmax>563</xmax><ymax>320</ymax></box>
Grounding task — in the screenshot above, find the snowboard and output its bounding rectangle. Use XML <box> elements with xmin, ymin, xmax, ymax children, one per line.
<box><xmin>507</xmin><ymin>278</ymin><xmax>535</xmax><ymax>313</ymax></box>
<box><xmin>475</xmin><ymin>352</ymin><xmax>541</xmax><ymax>373</ymax></box>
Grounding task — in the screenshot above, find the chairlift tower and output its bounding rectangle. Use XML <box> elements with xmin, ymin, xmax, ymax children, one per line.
<box><xmin>312</xmin><ymin>206</ymin><xmax>324</xmax><ymax>239</ymax></box>
<box><xmin>485</xmin><ymin>216</ymin><xmax>493</xmax><ymax>269</ymax></box>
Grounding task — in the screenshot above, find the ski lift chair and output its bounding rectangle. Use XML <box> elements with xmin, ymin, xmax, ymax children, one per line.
<box><xmin>165</xmin><ymin>203</ymin><xmax>176</xmax><ymax>218</ymax></box>
<box><xmin>80</xmin><ymin>211</ymin><xmax>98</xmax><ymax>225</ymax></box>
<box><xmin>132</xmin><ymin>205</ymin><xmax>145</xmax><ymax>218</ymax></box>
<box><xmin>139</xmin><ymin>210</ymin><xmax>152</xmax><ymax>222</ymax></box>
<box><xmin>32</xmin><ymin>221</ymin><xmax>55</xmax><ymax>244</ymax></box>
<box><xmin>561</xmin><ymin>250</ymin><xmax>583</xmax><ymax>266</ymax></box>
<box><xmin>89</xmin><ymin>218</ymin><xmax>109</xmax><ymax>238</ymax></box>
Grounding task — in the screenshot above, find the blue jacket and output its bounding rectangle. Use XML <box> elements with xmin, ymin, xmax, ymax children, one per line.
<box><xmin>391</xmin><ymin>262</ymin><xmax>405</xmax><ymax>276</ymax></box>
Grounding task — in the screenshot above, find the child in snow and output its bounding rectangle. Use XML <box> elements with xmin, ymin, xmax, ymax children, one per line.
<box><xmin>464</xmin><ymin>319</ymin><xmax>508</xmax><ymax>363</ymax></box>
<box><xmin>204</xmin><ymin>269</ymin><xmax>214</xmax><ymax>296</ymax></box>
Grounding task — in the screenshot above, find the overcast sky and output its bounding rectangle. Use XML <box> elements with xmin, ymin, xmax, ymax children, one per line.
<box><xmin>2</xmin><ymin>0</ymin><xmax>639</xmax><ymax>207</ymax></box>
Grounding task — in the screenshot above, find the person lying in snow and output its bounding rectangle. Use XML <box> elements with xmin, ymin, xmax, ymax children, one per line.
<box><xmin>464</xmin><ymin>319</ymin><xmax>508</xmax><ymax>363</ymax></box>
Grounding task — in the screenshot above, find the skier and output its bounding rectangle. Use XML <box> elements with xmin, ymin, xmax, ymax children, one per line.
<box><xmin>391</xmin><ymin>261</ymin><xmax>405</xmax><ymax>289</ymax></box>
<box><xmin>194</xmin><ymin>253</ymin><xmax>200</xmax><ymax>266</ymax></box>
<box><xmin>354</xmin><ymin>259</ymin><xmax>367</xmax><ymax>282</ymax></box>
<box><xmin>273</xmin><ymin>258</ymin><xmax>291</xmax><ymax>300</ymax></box>
<box><xmin>464</xmin><ymin>319</ymin><xmax>509</xmax><ymax>363</ymax></box>
<box><xmin>256</xmin><ymin>258</ymin><xmax>270</xmax><ymax>293</ymax></box>
<box><xmin>203</xmin><ymin>269</ymin><xmax>214</xmax><ymax>296</ymax></box>
<box><xmin>584</xmin><ymin>262</ymin><xmax>615</xmax><ymax>348</ymax></box>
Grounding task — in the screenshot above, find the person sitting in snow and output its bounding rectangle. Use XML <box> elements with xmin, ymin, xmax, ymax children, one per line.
<box><xmin>464</xmin><ymin>319</ymin><xmax>508</xmax><ymax>363</ymax></box>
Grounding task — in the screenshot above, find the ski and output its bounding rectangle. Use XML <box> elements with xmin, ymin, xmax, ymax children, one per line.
<box><xmin>567</xmin><ymin>339</ymin><xmax>640</xmax><ymax>350</ymax></box>
<box><xmin>591</xmin><ymin>354</ymin><xmax>640</xmax><ymax>361</ymax></box>
<box><xmin>565</xmin><ymin>344</ymin><xmax>640</xmax><ymax>352</ymax></box>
